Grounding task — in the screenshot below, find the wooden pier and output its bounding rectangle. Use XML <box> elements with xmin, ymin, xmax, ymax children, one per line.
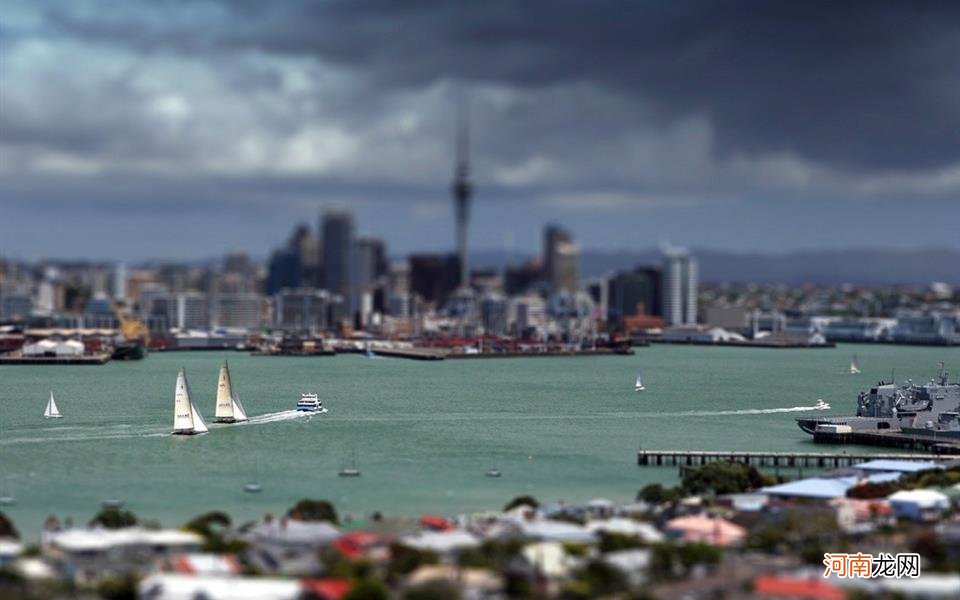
<box><xmin>637</xmin><ymin>449</ymin><xmax>957</xmax><ymax>469</ymax></box>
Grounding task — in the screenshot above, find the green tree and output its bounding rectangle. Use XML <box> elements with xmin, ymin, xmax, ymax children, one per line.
<box><xmin>503</xmin><ymin>495</ymin><xmax>539</xmax><ymax>511</ymax></box>
<box><xmin>89</xmin><ymin>507</ymin><xmax>138</xmax><ymax>529</ymax></box>
<box><xmin>681</xmin><ymin>461</ymin><xmax>771</xmax><ymax>496</ymax></box>
<box><xmin>402</xmin><ymin>581</ymin><xmax>461</xmax><ymax>600</ymax></box>
<box><xmin>0</xmin><ymin>512</ymin><xmax>19</xmax><ymax>539</ymax></box>
<box><xmin>343</xmin><ymin>578</ymin><xmax>389</xmax><ymax>600</ymax></box>
<box><xmin>287</xmin><ymin>499</ymin><xmax>339</xmax><ymax>524</ymax></box>
<box><xmin>637</xmin><ymin>483</ymin><xmax>681</xmax><ymax>504</ymax></box>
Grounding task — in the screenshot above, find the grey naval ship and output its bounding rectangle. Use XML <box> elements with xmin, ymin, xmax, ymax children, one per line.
<box><xmin>797</xmin><ymin>363</ymin><xmax>960</xmax><ymax>440</ymax></box>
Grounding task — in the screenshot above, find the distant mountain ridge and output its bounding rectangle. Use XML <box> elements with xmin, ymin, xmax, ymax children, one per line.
<box><xmin>471</xmin><ymin>247</ymin><xmax>960</xmax><ymax>285</ymax></box>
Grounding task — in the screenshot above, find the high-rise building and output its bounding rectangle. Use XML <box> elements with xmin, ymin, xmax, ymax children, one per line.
<box><xmin>409</xmin><ymin>253</ymin><xmax>460</xmax><ymax>305</ymax></box>
<box><xmin>551</xmin><ymin>240</ymin><xmax>581</xmax><ymax>293</ymax></box>
<box><xmin>451</xmin><ymin>109</ymin><xmax>473</xmax><ymax>290</ymax></box>
<box><xmin>112</xmin><ymin>263</ymin><xmax>127</xmax><ymax>300</ymax></box>
<box><xmin>288</xmin><ymin>224</ymin><xmax>321</xmax><ymax>287</ymax></box>
<box><xmin>543</xmin><ymin>224</ymin><xmax>580</xmax><ymax>293</ymax></box>
<box><xmin>543</xmin><ymin>224</ymin><xmax>571</xmax><ymax>281</ymax></box>
<box><xmin>267</xmin><ymin>248</ymin><xmax>300</xmax><ymax>295</ymax></box>
<box><xmin>661</xmin><ymin>247</ymin><xmax>698</xmax><ymax>326</ymax></box>
<box><xmin>351</xmin><ymin>237</ymin><xmax>383</xmax><ymax>327</ymax></box>
<box><xmin>608</xmin><ymin>267</ymin><xmax>662</xmax><ymax>325</ymax></box>
<box><xmin>321</xmin><ymin>210</ymin><xmax>354</xmax><ymax>299</ymax></box>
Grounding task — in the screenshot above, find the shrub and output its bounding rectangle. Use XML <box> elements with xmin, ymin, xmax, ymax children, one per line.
<box><xmin>89</xmin><ymin>507</ymin><xmax>138</xmax><ymax>530</ymax></box>
<box><xmin>287</xmin><ymin>499</ymin><xmax>339</xmax><ymax>524</ymax></box>
<box><xmin>637</xmin><ymin>483</ymin><xmax>681</xmax><ymax>504</ymax></box>
<box><xmin>503</xmin><ymin>495</ymin><xmax>539</xmax><ymax>512</ymax></box>
<box><xmin>681</xmin><ymin>461</ymin><xmax>771</xmax><ymax>496</ymax></box>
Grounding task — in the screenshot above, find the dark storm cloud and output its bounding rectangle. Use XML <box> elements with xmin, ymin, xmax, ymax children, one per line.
<box><xmin>46</xmin><ymin>0</ymin><xmax>960</xmax><ymax>173</ymax></box>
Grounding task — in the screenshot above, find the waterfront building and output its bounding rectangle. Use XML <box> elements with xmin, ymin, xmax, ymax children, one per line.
<box><xmin>175</xmin><ymin>292</ymin><xmax>209</xmax><ymax>330</ymax></box>
<box><xmin>891</xmin><ymin>312</ymin><xmax>960</xmax><ymax>344</ymax></box>
<box><xmin>512</xmin><ymin>294</ymin><xmax>547</xmax><ymax>338</ymax></box>
<box><xmin>82</xmin><ymin>294</ymin><xmax>118</xmax><ymax>328</ymax></box>
<box><xmin>480</xmin><ymin>291</ymin><xmax>509</xmax><ymax>336</ymax></box>
<box><xmin>274</xmin><ymin>288</ymin><xmax>333</xmax><ymax>331</ymax></box>
<box><xmin>351</xmin><ymin>237</ymin><xmax>383</xmax><ymax>325</ymax></box>
<box><xmin>321</xmin><ymin>210</ymin><xmax>354</xmax><ymax>301</ymax></box>
<box><xmin>0</xmin><ymin>283</ymin><xmax>33</xmax><ymax>321</ymax></box>
<box><xmin>543</xmin><ymin>224</ymin><xmax>580</xmax><ymax>293</ymax></box>
<box><xmin>661</xmin><ymin>247</ymin><xmax>698</xmax><ymax>326</ymax></box>
<box><xmin>212</xmin><ymin>293</ymin><xmax>264</xmax><ymax>329</ymax></box>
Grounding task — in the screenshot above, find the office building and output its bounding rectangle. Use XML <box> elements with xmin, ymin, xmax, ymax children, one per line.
<box><xmin>608</xmin><ymin>267</ymin><xmax>662</xmax><ymax>325</ymax></box>
<box><xmin>321</xmin><ymin>210</ymin><xmax>354</xmax><ymax>299</ymax></box>
<box><xmin>662</xmin><ymin>247</ymin><xmax>698</xmax><ymax>326</ymax></box>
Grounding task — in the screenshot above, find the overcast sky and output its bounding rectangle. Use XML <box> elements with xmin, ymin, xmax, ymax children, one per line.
<box><xmin>2</xmin><ymin>0</ymin><xmax>959</xmax><ymax>261</ymax></box>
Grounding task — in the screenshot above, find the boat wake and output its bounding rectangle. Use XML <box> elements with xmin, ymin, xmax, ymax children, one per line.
<box><xmin>674</xmin><ymin>405</ymin><xmax>830</xmax><ymax>417</ymax></box>
<box><xmin>244</xmin><ymin>410</ymin><xmax>314</xmax><ymax>425</ymax></box>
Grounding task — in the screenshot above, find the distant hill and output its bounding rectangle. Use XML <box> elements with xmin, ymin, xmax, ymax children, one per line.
<box><xmin>471</xmin><ymin>248</ymin><xmax>960</xmax><ymax>286</ymax></box>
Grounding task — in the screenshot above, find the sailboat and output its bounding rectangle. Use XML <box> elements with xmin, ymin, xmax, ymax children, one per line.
<box><xmin>849</xmin><ymin>355</ymin><xmax>861</xmax><ymax>375</ymax></box>
<box><xmin>339</xmin><ymin>449</ymin><xmax>361</xmax><ymax>477</ymax></box>
<box><xmin>44</xmin><ymin>391</ymin><xmax>63</xmax><ymax>419</ymax></box>
<box><xmin>634</xmin><ymin>371</ymin><xmax>646</xmax><ymax>392</ymax></box>
<box><xmin>172</xmin><ymin>369</ymin><xmax>209</xmax><ymax>436</ymax></box>
<box><xmin>213</xmin><ymin>361</ymin><xmax>248</xmax><ymax>423</ymax></box>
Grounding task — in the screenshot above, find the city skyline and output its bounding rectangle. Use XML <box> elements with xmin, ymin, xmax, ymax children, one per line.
<box><xmin>3</xmin><ymin>1</ymin><xmax>960</xmax><ymax>260</ymax></box>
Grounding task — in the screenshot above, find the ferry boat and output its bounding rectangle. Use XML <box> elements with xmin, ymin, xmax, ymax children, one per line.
<box><xmin>296</xmin><ymin>393</ymin><xmax>327</xmax><ymax>413</ymax></box>
<box><xmin>814</xmin><ymin>398</ymin><xmax>831</xmax><ymax>410</ymax></box>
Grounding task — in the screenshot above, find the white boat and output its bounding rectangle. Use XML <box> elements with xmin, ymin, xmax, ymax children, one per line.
<box><xmin>213</xmin><ymin>361</ymin><xmax>248</xmax><ymax>423</ymax></box>
<box><xmin>172</xmin><ymin>369</ymin><xmax>209</xmax><ymax>435</ymax></box>
<box><xmin>815</xmin><ymin>398</ymin><xmax>831</xmax><ymax>410</ymax></box>
<box><xmin>296</xmin><ymin>393</ymin><xmax>327</xmax><ymax>413</ymax></box>
<box><xmin>485</xmin><ymin>468</ymin><xmax>502</xmax><ymax>478</ymax></box>
<box><xmin>849</xmin><ymin>355</ymin><xmax>861</xmax><ymax>375</ymax></box>
<box><xmin>634</xmin><ymin>372</ymin><xmax>645</xmax><ymax>392</ymax></box>
<box><xmin>43</xmin><ymin>391</ymin><xmax>63</xmax><ymax>419</ymax></box>
<box><xmin>339</xmin><ymin>449</ymin><xmax>360</xmax><ymax>477</ymax></box>
<box><xmin>243</xmin><ymin>482</ymin><xmax>262</xmax><ymax>493</ymax></box>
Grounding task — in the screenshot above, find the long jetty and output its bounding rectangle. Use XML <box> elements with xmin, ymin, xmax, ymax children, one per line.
<box><xmin>637</xmin><ymin>449</ymin><xmax>960</xmax><ymax>468</ymax></box>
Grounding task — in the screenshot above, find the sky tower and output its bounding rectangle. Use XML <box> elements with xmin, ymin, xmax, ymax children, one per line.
<box><xmin>451</xmin><ymin>104</ymin><xmax>473</xmax><ymax>289</ymax></box>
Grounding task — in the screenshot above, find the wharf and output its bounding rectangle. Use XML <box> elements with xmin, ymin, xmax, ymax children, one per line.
<box><xmin>0</xmin><ymin>353</ymin><xmax>111</xmax><ymax>365</ymax></box>
<box><xmin>637</xmin><ymin>449</ymin><xmax>960</xmax><ymax>468</ymax></box>
<box><xmin>445</xmin><ymin>348</ymin><xmax>635</xmax><ymax>359</ymax></box>
<box><xmin>370</xmin><ymin>347</ymin><xmax>446</xmax><ymax>361</ymax></box>
<box><xmin>812</xmin><ymin>429</ymin><xmax>960</xmax><ymax>454</ymax></box>
<box><xmin>251</xmin><ymin>349</ymin><xmax>336</xmax><ymax>357</ymax></box>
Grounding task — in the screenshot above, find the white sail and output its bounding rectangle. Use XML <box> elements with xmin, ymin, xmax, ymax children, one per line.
<box><xmin>231</xmin><ymin>393</ymin><xmax>248</xmax><ymax>422</ymax></box>
<box><xmin>215</xmin><ymin>362</ymin><xmax>235</xmax><ymax>420</ymax></box>
<box><xmin>186</xmin><ymin>374</ymin><xmax>208</xmax><ymax>434</ymax></box>
<box><xmin>44</xmin><ymin>391</ymin><xmax>62</xmax><ymax>418</ymax></box>
<box><xmin>635</xmin><ymin>372</ymin><xmax>645</xmax><ymax>391</ymax></box>
<box><xmin>173</xmin><ymin>369</ymin><xmax>196</xmax><ymax>432</ymax></box>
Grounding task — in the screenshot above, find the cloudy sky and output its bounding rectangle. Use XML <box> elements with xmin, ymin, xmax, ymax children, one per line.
<box><xmin>2</xmin><ymin>0</ymin><xmax>959</xmax><ymax>261</ymax></box>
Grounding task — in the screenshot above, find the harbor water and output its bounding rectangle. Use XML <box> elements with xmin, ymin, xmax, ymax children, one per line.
<box><xmin>1</xmin><ymin>344</ymin><xmax>958</xmax><ymax>538</ymax></box>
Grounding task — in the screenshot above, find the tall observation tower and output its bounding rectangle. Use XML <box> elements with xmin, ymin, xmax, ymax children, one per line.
<box><xmin>451</xmin><ymin>106</ymin><xmax>473</xmax><ymax>290</ymax></box>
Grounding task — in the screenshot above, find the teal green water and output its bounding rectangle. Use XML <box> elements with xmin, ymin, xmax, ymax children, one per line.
<box><xmin>2</xmin><ymin>344</ymin><xmax>958</xmax><ymax>539</ymax></box>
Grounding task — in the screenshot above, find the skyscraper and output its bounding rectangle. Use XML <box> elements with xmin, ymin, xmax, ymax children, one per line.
<box><xmin>451</xmin><ymin>107</ymin><xmax>473</xmax><ymax>290</ymax></box>
<box><xmin>543</xmin><ymin>224</ymin><xmax>579</xmax><ymax>293</ymax></box>
<box><xmin>661</xmin><ymin>247</ymin><xmax>698</xmax><ymax>326</ymax></box>
<box><xmin>321</xmin><ymin>209</ymin><xmax>354</xmax><ymax>300</ymax></box>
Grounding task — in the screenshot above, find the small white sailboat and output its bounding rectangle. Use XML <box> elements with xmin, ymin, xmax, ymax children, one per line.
<box><xmin>172</xmin><ymin>369</ymin><xmax>209</xmax><ymax>436</ymax></box>
<box><xmin>243</xmin><ymin>482</ymin><xmax>262</xmax><ymax>493</ymax></box>
<box><xmin>43</xmin><ymin>391</ymin><xmax>63</xmax><ymax>419</ymax></box>
<box><xmin>338</xmin><ymin>449</ymin><xmax>361</xmax><ymax>477</ymax></box>
<box><xmin>213</xmin><ymin>361</ymin><xmax>248</xmax><ymax>424</ymax></box>
<box><xmin>634</xmin><ymin>371</ymin><xmax>645</xmax><ymax>392</ymax></box>
<box><xmin>849</xmin><ymin>355</ymin><xmax>861</xmax><ymax>375</ymax></box>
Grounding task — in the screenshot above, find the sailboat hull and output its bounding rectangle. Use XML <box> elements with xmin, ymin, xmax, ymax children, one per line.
<box><xmin>44</xmin><ymin>415</ymin><xmax>64</xmax><ymax>419</ymax></box>
<box><xmin>171</xmin><ymin>429</ymin><xmax>205</xmax><ymax>436</ymax></box>
<box><xmin>213</xmin><ymin>417</ymin><xmax>246</xmax><ymax>423</ymax></box>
